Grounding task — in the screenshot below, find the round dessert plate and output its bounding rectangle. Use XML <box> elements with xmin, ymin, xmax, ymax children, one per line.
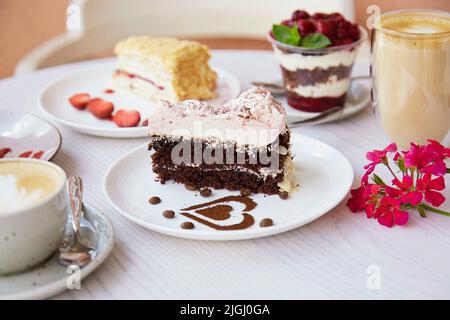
<box><xmin>0</xmin><ymin>204</ymin><xmax>114</xmax><ymax>300</ymax></box>
<box><xmin>0</xmin><ymin>110</ymin><xmax>61</xmax><ymax>161</ymax></box>
<box><xmin>284</xmin><ymin>81</ymin><xmax>371</xmax><ymax>125</ymax></box>
<box><xmin>103</xmin><ymin>133</ymin><xmax>353</xmax><ymax>241</ymax></box>
<box><xmin>39</xmin><ymin>64</ymin><xmax>241</xmax><ymax>138</ymax></box>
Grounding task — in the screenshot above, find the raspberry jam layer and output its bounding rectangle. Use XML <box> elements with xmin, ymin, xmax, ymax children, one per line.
<box><xmin>286</xmin><ymin>91</ymin><xmax>346</xmax><ymax>112</ymax></box>
<box><xmin>114</xmin><ymin>70</ymin><xmax>165</xmax><ymax>90</ymax></box>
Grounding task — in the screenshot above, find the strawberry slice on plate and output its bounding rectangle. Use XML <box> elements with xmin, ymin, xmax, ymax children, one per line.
<box><xmin>113</xmin><ymin>110</ymin><xmax>141</xmax><ymax>127</ymax></box>
<box><xmin>87</xmin><ymin>98</ymin><xmax>114</xmax><ymax>119</ymax></box>
<box><xmin>69</xmin><ymin>93</ymin><xmax>90</xmax><ymax>110</ymax></box>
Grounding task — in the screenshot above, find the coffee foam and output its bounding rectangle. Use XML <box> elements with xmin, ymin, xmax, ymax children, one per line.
<box><xmin>380</xmin><ymin>11</ymin><xmax>450</xmax><ymax>35</ymax></box>
<box><xmin>0</xmin><ymin>161</ymin><xmax>63</xmax><ymax>214</ymax></box>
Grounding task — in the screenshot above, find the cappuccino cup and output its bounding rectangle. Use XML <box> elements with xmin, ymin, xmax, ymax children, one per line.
<box><xmin>0</xmin><ymin>159</ymin><xmax>67</xmax><ymax>275</ymax></box>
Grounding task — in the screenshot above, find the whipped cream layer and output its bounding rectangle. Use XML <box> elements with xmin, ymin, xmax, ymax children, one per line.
<box><xmin>287</xmin><ymin>77</ymin><xmax>350</xmax><ymax>97</ymax></box>
<box><xmin>274</xmin><ymin>47</ymin><xmax>358</xmax><ymax>71</ymax></box>
<box><xmin>274</xmin><ymin>48</ymin><xmax>358</xmax><ymax>98</ymax></box>
<box><xmin>114</xmin><ymin>55</ymin><xmax>177</xmax><ymax>101</ymax></box>
<box><xmin>148</xmin><ymin>87</ymin><xmax>287</xmax><ymax>147</ymax></box>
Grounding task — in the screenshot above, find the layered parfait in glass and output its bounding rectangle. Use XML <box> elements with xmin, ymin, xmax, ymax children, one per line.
<box><xmin>269</xmin><ymin>10</ymin><xmax>367</xmax><ymax>112</ymax></box>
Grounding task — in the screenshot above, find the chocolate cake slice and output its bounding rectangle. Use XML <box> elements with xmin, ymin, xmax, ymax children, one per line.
<box><xmin>147</xmin><ymin>87</ymin><xmax>295</xmax><ymax>195</ymax></box>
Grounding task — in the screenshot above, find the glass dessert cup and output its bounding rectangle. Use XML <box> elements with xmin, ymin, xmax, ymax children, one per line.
<box><xmin>269</xmin><ymin>26</ymin><xmax>367</xmax><ymax>112</ymax></box>
<box><xmin>371</xmin><ymin>10</ymin><xmax>450</xmax><ymax>149</ymax></box>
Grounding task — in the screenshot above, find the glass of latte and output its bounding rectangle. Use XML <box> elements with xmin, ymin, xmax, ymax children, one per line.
<box><xmin>371</xmin><ymin>10</ymin><xmax>450</xmax><ymax>148</ymax></box>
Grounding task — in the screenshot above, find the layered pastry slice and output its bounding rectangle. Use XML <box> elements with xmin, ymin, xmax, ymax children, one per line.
<box><xmin>113</xmin><ymin>36</ymin><xmax>217</xmax><ymax>102</ymax></box>
<box><xmin>147</xmin><ymin>87</ymin><xmax>296</xmax><ymax>195</ymax></box>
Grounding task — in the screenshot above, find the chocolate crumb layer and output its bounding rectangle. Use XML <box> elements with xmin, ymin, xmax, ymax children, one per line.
<box><xmin>149</xmin><ymin>132</ymin><xmax>290</xmax><ymax>195</ymax></box>
<box><xmin>281</xmin><ymin>64</ymin><xmax>352</xmax><ymax>87</ymax></box>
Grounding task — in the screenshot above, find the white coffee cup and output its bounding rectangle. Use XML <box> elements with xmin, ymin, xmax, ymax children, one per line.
<box><xmin>0</xmin><ymin>159</ymin><xmax>67</xmax><ymax>275</ymax></box>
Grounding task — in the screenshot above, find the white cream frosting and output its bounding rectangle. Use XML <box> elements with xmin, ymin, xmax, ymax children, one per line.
<box><xmin>287</xmin><ymin>77</ymin><xmax>350</xmax><ymax>98</ymax></box>
<box><xmin>0</xmin><ymin>175</ymin><xmax>43</xmax><ymax>213</ymax></box>
<box><xmin>114</xmin><ymin>55</ymin><xmax>177</xmax><ymax>101</ymax></box>
<box><xmin>274</xmin><ymin>47</ymin><xmax>358</xmax><ymax>71</ymax></box>
<box><xmin>148</xmin><ymin>87</ymin><xmax>287</xmax><ymax>147</ymax></box>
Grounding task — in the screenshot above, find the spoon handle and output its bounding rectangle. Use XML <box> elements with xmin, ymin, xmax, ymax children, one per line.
<box><xmin>67</xmin><ymin>176</ymin><xmax>83</xmax><ymax>239</ymax></box>
<box><xmin>287</xmin><ymin>107</ymin><xmax>343</xmax><ymax>127</ymax></box>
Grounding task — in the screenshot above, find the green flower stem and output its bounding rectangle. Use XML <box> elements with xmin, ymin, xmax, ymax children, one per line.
<box><xmin>419</xmin><ymin>203</ymin><xmax>450</xmax><ymax>217</ymax></box>
<box><xmin>385</xmin><ymin>162</ymin><xmax>399</xmax><ymax>180</ymax></box>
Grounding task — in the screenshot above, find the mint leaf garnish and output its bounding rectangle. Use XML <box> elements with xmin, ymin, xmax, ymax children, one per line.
<box><xmin>301</xmin><ymin>33</ymin><xmax>332</xmax><ymax>49</ymax></box>
<box><xmin>272</xmin><ymin>24</ymin><xmax>301</xmax><ymax>46</ymax></box>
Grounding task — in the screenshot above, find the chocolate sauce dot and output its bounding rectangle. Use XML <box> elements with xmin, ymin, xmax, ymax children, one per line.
<box><xmin>162</xmin><ymin>210</ymin><xmax>175</xmax><ymax>219</ymax></box>
<box><xmin>185</xmin><ymin>183</ymin><xmax>197</xmax><ymax>191</ymax></box>
<box><xmin>149</xmin><ymin>196</ymin><xmax>161</xmax><ymax>205</ymax></box>
<box><xmin>260</xmin><ymin>218</ymin><xmax>273</xmax><ymax>227</ymax></box>
<box><xmin>199</xmin><ymin>188</ymin><xmax>212</xmax><ymax>197</ymax></box>
<box><xmin>181</xmin><ymin>221</ymin><xmax>195</xmax><ymax>229</ymax></box>
<box><xmin>240</xmin><ymin>188</ymin><xmax>251</xmax><ymax>197</ymax></box>
<box><xmin>278</xmin><ymin>191</ymin><xmax>289</xmax><ymax>200</ymax></box>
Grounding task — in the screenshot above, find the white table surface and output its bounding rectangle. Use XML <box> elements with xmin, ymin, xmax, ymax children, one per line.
<box><xmin>1</xmin><ymin>49</ymin><xmax>449</xmax><ymax>300</ymax></box>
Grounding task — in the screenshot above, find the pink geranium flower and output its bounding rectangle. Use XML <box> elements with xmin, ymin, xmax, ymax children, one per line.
<box><xmin>404</xmin><ymin>141</ymin><xmax>448</xmax><ymax>176</ymax></box>
<box><xmin>347</xmin><ymin>184</ymin><xmax>379</xmax><ymax>213</ymax></box>
<box><xmin>347</xmin><ymin>140</ymin><xmax>449</xmax><ymax>228</ymax></box>
<box><xmin>375</xmin><ymin>197</ymin><xmax>409</xmax><ymax>228</ymax></box>
<box><xmin>386</xmin><ymin>175</ymin><xmax>423</xmax><ymax>206</ymax></box>
<box><xmin>417</xmin><ymin>174</ymin><xmax>446</xmax><ymax>207</ymax></box>
<box><xmin>362</xmin><ymin>143</ymin><xmax>397</xmax><ymax>185</ymax></box>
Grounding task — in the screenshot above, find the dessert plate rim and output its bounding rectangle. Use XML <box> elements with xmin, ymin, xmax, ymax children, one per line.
<box><xmin>38</xmin><ymin>64</ymin><xmax>241</xmax><ymax>138</ymax></box>
<box><xmin>0</xmin><ymin>110</ymin><xmax>61</xmax><ymax>161</ymax></box>
<box><xmin>0</xmin><ymin>203</ymin><xmax>115</xmax><ymax>300</ymax></box>
<box><xmin>103</xmin><ymin>133</ymin><xmax>354</xmax><ymax>241</ymax></box>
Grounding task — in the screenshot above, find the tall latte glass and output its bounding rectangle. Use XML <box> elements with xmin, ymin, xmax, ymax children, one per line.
<box><xmin>371</xmin><ymin>10</ymin><xmax>450</xmax><ymax>148</ymax></box>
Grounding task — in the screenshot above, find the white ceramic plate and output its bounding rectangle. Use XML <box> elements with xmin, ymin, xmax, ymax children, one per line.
<box><xmin>284</xmin><ymin>81</ymin><xmax>371</xmax><ymax>125</ymax></box>
<box><xmin>103</xmin><ymin>133</ymin><xmax>353</xmax><ymax>241</ymax></box>
<box><xmin>39</xmin><ymin>64</ymin><xmax>241</xmax><ymax>138</ymax></box>
<box><xmin>0</xmin><ymin>110</ymin><xmax>61</xmax><ymax>161</ymax></box>
<box><xmin>0</xmin><ymin>204</ymin><xmax>114</xmax><ymax>300</ymax></box>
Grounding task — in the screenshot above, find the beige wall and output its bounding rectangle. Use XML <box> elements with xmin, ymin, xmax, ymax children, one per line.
<box><xmin>0</xmin><ymin>0</ymin><xmax>449</xmax><ymax>78</ymax></box>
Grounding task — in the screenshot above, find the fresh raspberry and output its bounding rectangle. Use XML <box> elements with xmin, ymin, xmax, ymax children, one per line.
<box><xmin>291</xmin><ymin>10</ymin><xmax>309</xmax><ymax>20</ymax></box>
<box><xmin>296</xmin><ymin>19</ymin><xmax>316</xmax><ymax>36</ymax></box>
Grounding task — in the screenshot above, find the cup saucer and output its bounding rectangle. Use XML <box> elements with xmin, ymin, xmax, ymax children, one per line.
<box><xmin>0</xmin><ymin>203</ymin><xmax>114</xmax><ymax>300</ymax></box>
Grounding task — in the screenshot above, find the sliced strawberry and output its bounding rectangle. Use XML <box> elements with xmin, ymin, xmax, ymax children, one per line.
<box><xmin>141</xmin><ymin>119</ymin><xmax>149</xmax><ymax>126</ymax></box>
<box><xmin>113</xmin><ymin>109</ymin><xmax>141</xmax><ymax>127</ymax></box>
<box><xmin>19</xmin><ymin>150</ymin><xmax>33</xmax><ymax>158</ymax></box>
<box><xmin>87</xmin><ymin>98</ymin><xmax>114</xmax><ymax>119</ymax></box>
<box><xmin>32</xmin><ymin>151</ymin><xmax>44</xmax><ymax>159</ymax></box>
<box><xmin>69</xmin><ymin>93</ymin><xmax>90</xmax><ymax>110</ymax></box>
<box><xmin>103</xmin><ymin>88</ymin><xmax>114</xmax><ymax>94</ymax></box>
<box><xmin>0</xmin><ymin>148</ymin><xmax>11</xmax><ymax>158</ymax></box>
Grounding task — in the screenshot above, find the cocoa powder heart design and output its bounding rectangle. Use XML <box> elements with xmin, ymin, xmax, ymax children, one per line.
<box><xmin>180</xmin><ymin>195</ymin><xmax>257</xmax><ymax>230</ymax></box>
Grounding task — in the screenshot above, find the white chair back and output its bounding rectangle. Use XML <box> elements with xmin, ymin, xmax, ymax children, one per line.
<box><xmin>14</xmin><ymin>0</ymin><xmax>354</xmax><ymax>74</ymax></box>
